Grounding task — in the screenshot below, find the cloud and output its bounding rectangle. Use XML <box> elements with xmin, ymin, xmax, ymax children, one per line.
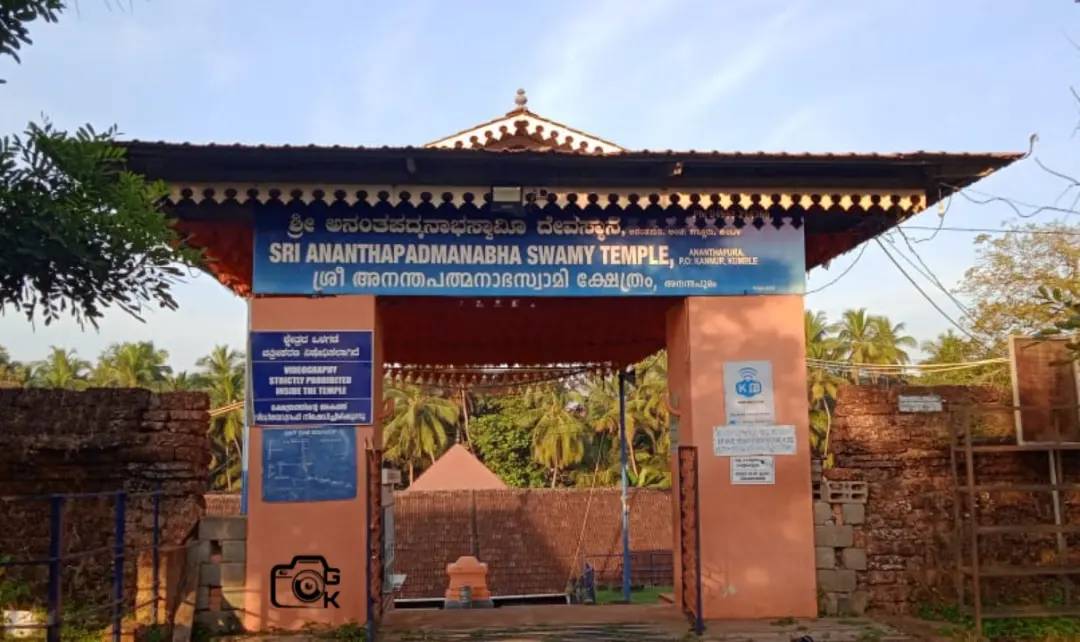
<box><xmin>530</xmin><ymin>0</ymin><xmax>673</xmax><ymax>121</ymax></box>
<box><xmin>305</xmin><ymin>3</ymin><xmax>432</xmax><ymax>145</ymax></box>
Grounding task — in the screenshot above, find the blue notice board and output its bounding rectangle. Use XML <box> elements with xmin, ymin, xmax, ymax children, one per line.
<box><xmin>251</xmin><ymin>209</ymin><xmax>806</xmax><ymax>297</ymax></box>
<box><xmin>262</xmin><ymin>427</ymin><xmax>357</xmax><ymax>502</ymax></box>
<box><xmin>250</xmin><ymin>330</ymin><xmax>373</xmax><ymax>426</ymax></box>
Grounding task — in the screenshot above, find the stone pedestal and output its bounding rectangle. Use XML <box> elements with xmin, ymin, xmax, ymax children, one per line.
<box><xmin>444</xmin><ymin>556</ymin><xmax>493</xmax><ymax>608</ymax></box>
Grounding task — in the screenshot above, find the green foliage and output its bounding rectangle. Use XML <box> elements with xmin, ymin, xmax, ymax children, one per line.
<box><xmin>29</xmin><ymin>346</ymin><xmax>90</xmax><ymax>389</ymax></box>
<box><xmin>917</xmin><ymin>600</ymin><xmax>1080</xmax><ymax>641</ymax></box>
<box><xmin>0</xmin><ymin>556</ymin><xmax>31</xmax><ymax>608</ymax></box>
<box><xmin>196</xmin><ymin>345</ymin><xmax>245</xmax><ymax>491</ymax></box>
<box><xmin>383</xmin><ymin>383</ymin><xmax>459</xmax><ymax>484</ymax></box>
<box><xmin>0</xmin><ymin>345</ymin><xmax>30</xmax><ymax>387</ymax></box>
<box><xmin>1037</xmin><ymin>285</ymin><xmax>1080</xmax><ymax>359</ymax></box>
<box><xmin>92</xmin><ymin>341</ymin><xmax>171</xmax><ymax>388</ymax></box>
<box><xmin>593</xmin><ymin>585</ymin><xmax>671</xmax><ymax>604</ymax></box>
<box><xmin>520</xmin><ymin>385</ymin><xmax>588</xmax><ymax>487</ymax></box>
<box><xmin>959</xmin><ymin>221</ymin><xmax>1080</xmax><ymax>351</ymax></box>
<box><xmin>917</xmin><ymin>330</ymin><xmax>1007</xmax><ymax>387</ymax></box>
<box><xmin>320</xmin><ymin>621</ymin><xmax>367</xmax><ymax>641</ymax></box>
<box><xmin>805</xmin><ymin>308</ymin><xmax>917</xmax><ymax>459</ymax></box>
<box><xmin>0</xmin><ymin>121</ymin><xmax>199</xmax><ymax>327</ymax></box>
<box><xmin>0</xmin><ymin>0</ymin><xmax>62</xmax><ymax>71</ymax></box>
<box><xmin>470</xmin><ymin>395</ymin><xmax>548</xmax><ymax>488</ymax></box>
<box><xmin>835</xmin><ymin>308</ymin><xmax>916</xmax><ymax>383</ymax></box>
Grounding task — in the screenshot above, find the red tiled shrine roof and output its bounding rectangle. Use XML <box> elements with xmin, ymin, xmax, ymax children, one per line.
<box><xmin>407</xmin><ymin>444</ymin><xmax>509</xmax><ymax>492</ymax></box>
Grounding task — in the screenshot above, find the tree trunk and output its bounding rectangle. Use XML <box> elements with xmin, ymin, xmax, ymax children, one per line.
<box><xmin>625</xmin><ymin>428</ymin><xmax>640</xmax><ymax>477</ymax></box>
<box><xmin>460</xmin><ymin>388</ymin><xmax>471</xmax><ymax>446</ymax></box>
<box><xmin>409</xmin><ymin>462</ymin><xmax>415</xmax><ymax>486</ymax></box>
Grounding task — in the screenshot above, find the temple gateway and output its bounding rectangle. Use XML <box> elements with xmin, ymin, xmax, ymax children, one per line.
<box><xmin>124</xmin><ymin>90</ymin><xmax>1018</xmax><ymax>631</ymax></box>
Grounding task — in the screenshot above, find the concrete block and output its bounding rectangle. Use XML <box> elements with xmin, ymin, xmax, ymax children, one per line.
<box><xmin>220</xmin><ymin>562</ymin><xmax>246</xmax><ymax>588</ymax></box>
<box><xmin>824</xmin><ymin>480</ymin><xmax>868</xmax><ymax>504</ymax></box>
<box><xmin>842</xmin><ymin>503</ymin><xmax>866</xmax><ymax>525</ymax></box>
<box><xmin>815</xmin><ymin>547</ymin><xmax>836</xmax><ymax>569</ymax></box>
<box><xmin>819</xmin><ymin>592</ymin><xmax>839</xmax><ymax>617</ymax></box>
<box><xmin>194</xmin><ymin>610</ymin><xmax>242</xmax><ymax>634</ymax></box>
<box><xmin>221</xmin><ymin>541</ymin><xmax>246</xmax><ymax>563</ymax></box>
<box><xmin>198</xmin><ymin>516</ymin><xmax>246</xmax><ymax>541</ymax></box>
<box><xmin>221</xmin><ymin>586</ymin><xmax>246</xmax><ymax>610</ymax></box>
<box><xmin>850</xmin><ymin>590</ymin><xmax>869</xmax><ymax>615</ymax></box>
<box><xmin>813</xmin><ymin>501</ymin><xmax>832</xmax><ymax>525</ymax></box>
<box><xmin>199</xmin><ymin>562</ymin><xmax>220</xmax><ymax>587</ymax></box>
<box><xmin>817</xmin><ymin>569</ymin><xmax>857</xmax><ymax>593</ymax></box>
<box><xmin>842</xmin><ymin>547</ymin><xmax>867</xmax><ymax>571</ymax></box>
<box><xmin>815</xmin><ymin>524</ymin><xmax>854</xmax><ymax>548</ymax></box>
<box><xmin>192</xmin><ymin>540</ymin><xmax>212</xmax><ymax>563</ymax></box>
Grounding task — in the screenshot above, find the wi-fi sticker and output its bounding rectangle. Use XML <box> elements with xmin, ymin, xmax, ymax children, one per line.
<box><xmin>738</xmin><ymin>367</ymin><xmax>758</xmax><ymax>379</ymax></box>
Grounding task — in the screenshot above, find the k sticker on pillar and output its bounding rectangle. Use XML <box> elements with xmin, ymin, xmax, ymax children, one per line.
<box><xmin>722</xmin><ymin>360</ymin><xmax>775</xmax><ymax>425</ymax></box>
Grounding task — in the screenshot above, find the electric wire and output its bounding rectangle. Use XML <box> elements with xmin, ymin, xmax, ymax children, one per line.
<box><xmin>805</xmin><ymin>242</ymin><xmax>869</xmax><ymax>295</ymax></box>
<box><xmin>874</xmin><ymin>238</ymin><xmax>987</xmax><ymax>347</ymax></box>
<box><xmin>890</xmin><ymin>227</ymin><xmax>976</xmax><ymax>320</ymax></box>
<box><xmin>897</xmin><ymin>225</ymin><xmax>1080</xmax><ymax>236</ymax></box>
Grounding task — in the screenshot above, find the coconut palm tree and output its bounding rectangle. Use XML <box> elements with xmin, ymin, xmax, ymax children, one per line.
<box><xmin>163</xmin><ymin>371</ymin><xmax>201</xmax><ymax>391</ymax></box>
<box><xmin>804</xmin><ymin>311</ymin><xmax>845</xmax><ymax>456</ymax></box>
<box><xmin>870</xmin><ymin>315</ymin><xmax>917</xmax><ymax>366</ymax></box>
<box><xmin>629</xmin><ymin>352</ymin><xmax>669</xmax><ymax>452</ymax></box>
<box><xmin>581</xmin><ymin>376</ymin><xmax>639</xmax><ymax>477</ymax></box>
<box><xmin>93</xmin><ymin>341</ymin><xmax>172</xmax><ymax>388</ymax></box>
<box><xmin>383</xmin><ymin>383</ymin><xmax>458</xmax><ymax>485</ymax></box>
<box><xmin>521</xmin><ymin>385</ymin><xmax>588</xmax><ymax>487</ymax></box>
<box><xmin>197</xmin><ymin>345</ymin><xmax>245</xmax><ymax>490</ymax></box>
<box><xmin>30</xmin><ymin>347</ymin><xmax>90</xmax><ymax>389</ymax></box>
<box><xmin>836</xmin><ymin>308</ymin><xmax>880</xmax><ymax>383</ymax></box>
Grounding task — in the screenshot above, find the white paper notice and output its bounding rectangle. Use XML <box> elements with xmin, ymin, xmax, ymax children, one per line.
<box><xmin>713</xmin><ymin>425</ymin><xmax>797</xmax><ymax>456</ymax></box>
<box><xmin>730</xmin><ymin>456</ymin><xmax>776</xmax><ymax>485</ymax></box>
<box><xmin>898</xmin><ymin>394</ymin><xmax>943</xmax><ymax>413</ymax></box>
<box><xmin>723</xmin><ymin>360</ymin><xmax>775</xmax><ymax>425</ymax></box>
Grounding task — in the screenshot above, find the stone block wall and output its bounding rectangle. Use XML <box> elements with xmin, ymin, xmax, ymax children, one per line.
<box><xmin>813</xmin><ymin>474</ymin><xmax>869</xmax><ymax>615</ymax></box>
<box><xmin>192</xmin><ymin>516</ymin><xmax>247</xmax><ymax>633</ymax></box>
<box><xmin>0</xmin><ymin>388</ymin><xmax>211</xmax><ymax>617</ymax></box>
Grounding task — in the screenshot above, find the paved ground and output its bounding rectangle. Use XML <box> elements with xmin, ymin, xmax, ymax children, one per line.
<box><xmin>377</xmin><ymin>604</ymin><xmax>916</xmax><ymax>641</ymax></box>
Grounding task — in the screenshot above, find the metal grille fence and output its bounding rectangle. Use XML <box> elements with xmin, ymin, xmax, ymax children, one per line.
<box><xmin>0</xmin><ymin>489</ymin><xmax>166</xmax><ymax>642</ymax></box>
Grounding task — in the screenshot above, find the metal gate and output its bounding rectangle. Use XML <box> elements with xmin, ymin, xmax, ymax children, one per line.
<box><xmin>677</xmin><ymin>446</ymin><xmax>704</xmax><ymax>634</ymax></box>
<box><xmin>365</xmin><ymin>448</ymin><xmax>385</xmax><ymax>632</ymax></box>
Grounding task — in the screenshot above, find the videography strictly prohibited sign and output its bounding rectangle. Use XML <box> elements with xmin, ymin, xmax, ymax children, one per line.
<box><xmin>251</xmin><ymin>330</ymin><xmax>373</xmax><ymax>426</ymax></box>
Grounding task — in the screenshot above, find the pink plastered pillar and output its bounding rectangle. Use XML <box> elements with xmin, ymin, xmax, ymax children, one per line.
<box><xmin>667</xmin><ymin>295</ymin><xmax>817</xmax><ymax>619</ymax></box>
<box><xmin>243</xmin><ymin>295</ymin><xmax>383</xmax><ymax>631</ymax></box>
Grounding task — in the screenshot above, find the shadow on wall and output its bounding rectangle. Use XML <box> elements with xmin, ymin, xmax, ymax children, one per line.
<box><xmin>393</xmin><ymin>489</ymin><xmax>673</xmax><ymax>599</ymax></box>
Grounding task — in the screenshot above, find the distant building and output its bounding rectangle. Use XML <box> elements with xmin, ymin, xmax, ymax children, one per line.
<box><xmin>407</xmin><ymin>444</ymin><xmax>509</xmax><ymax>492</ymax></box>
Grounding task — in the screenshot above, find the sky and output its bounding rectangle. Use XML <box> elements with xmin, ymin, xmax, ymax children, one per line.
<box><xmin>1</xmin><ymin>1</ymin><xmax>1078</xmax><ymax>372</ymax></box>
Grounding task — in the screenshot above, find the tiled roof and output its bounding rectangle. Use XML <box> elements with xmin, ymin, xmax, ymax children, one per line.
<box><xmin>124</xmin><ymin>138</ymin><xmax>1020</xmax><ymax>162</ymax></box>
<box><xmin>424</xmin><ymin>89</ymin><xmax>623</xmax><ymax>154</ymax></box>
<box><xmin>407</xmin><ymin>444</ymin><xmax>509</xmax><ymax>492</ymax></box>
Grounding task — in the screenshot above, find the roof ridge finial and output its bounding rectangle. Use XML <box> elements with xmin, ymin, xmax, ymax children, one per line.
<box><xmin>513</xmin><ymin>88</ymin><xmax>528</xmax><ymax>112</ymax></box>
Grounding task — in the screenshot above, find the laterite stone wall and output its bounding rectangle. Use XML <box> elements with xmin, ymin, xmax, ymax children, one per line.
<box><xmin>826</xmin><ymin>385</ymin><xmax>1079</xmax><ymax>615</ymax></box>
<box><xmin>393</xmin><ymin>488</ymin><xmax>673</xmax><ymax>599</ymax></box>
<box><xmin>0</xmin><ymin>388</ymin><xmax>211</xmax><ymax>614</ymax></box>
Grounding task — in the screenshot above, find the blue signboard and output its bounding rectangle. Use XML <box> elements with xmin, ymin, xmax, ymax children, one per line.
<box><xmin>252</xmin><ymin>209</ymin><xmax>805</xmax><ymax>296</ymax></box>
<box><xmin>262</xmin><ymin>427</ymin><xmax>357</xmax><ymax>502</ymax></box>
<box><xmin>251</xmin><ymin>330</ymin><xmax>373</xmax><ymax>426</ymax></box>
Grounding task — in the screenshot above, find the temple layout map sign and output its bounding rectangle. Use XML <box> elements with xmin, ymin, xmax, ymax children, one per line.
<box><xmin>262</xmin><ymin>427</ymin><xmax>357</xmax><ymax>503</ymax></box>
